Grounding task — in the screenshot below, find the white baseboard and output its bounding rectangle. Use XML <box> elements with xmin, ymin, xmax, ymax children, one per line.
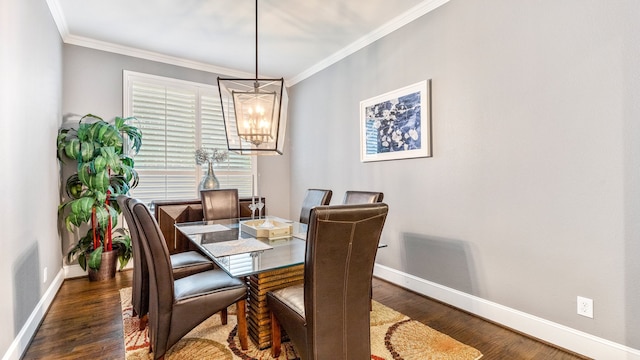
<box><xmin>63</xmin><ymin>263</ymin><xmax>88</xmax><ymax>279</ymax></box>
<box><xmin>64</xmin><ymin>260</ymin><xmax>134</xmax><ymax>279</ymax></box>
<box><xmin>2</xmin><ymin>268</ymin><xmax>64</xmax><ymax>360</ymax></box>
<box><xmin>373</xmin><ymin>264</ymin><xmax>640</xmax><ymax>360</ymax></box>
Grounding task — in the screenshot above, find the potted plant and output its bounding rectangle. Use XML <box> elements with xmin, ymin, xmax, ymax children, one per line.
<box><xmin>57</xmin><ymin>114</ymin><xmax>142</xmax><ymax>280</ymax></box>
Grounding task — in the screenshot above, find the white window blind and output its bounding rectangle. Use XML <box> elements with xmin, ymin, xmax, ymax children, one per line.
<box><xmin>123</xmin><ymin>71</ymin><xmax>255</xmax><ymax>206</ymax></box>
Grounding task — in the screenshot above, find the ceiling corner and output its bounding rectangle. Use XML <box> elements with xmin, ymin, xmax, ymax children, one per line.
<box><xmin>45</xmin><ymin>0</ymin><xmax>69</xmax><ymax>40</ymax></box>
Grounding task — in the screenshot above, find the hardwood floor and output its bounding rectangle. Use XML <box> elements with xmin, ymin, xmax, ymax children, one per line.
<box><xmin>22</xmin><ymin>270</ymin><xmax>588</xmax><ymax>359</ymax></box>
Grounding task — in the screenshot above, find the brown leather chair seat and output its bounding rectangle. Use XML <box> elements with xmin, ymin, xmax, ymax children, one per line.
<box><xmin>169</xmin><ymin>251</ymin><xmax>215</xmax><ymax>278</ymax></box>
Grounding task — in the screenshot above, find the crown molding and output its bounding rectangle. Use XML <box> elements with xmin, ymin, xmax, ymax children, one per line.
<box><xmin>45</xmin><ymin>0</ymin><xmax>69</xmax><ymax>39</ymax></box>
<box><xmin>46</xmin><ymin>0</ymin><xmax>251</xmax><ymax>78</ymax></box>
<box><xmin>46</xmin><ymin>0</ymin><xmax>448</xmax><ymax>86</ymax></box>
<box><xmin>63</xmin><ymin>34</ymin><xmax>254</xmax><ymax>79</ymax></box>
<box><xmin>287</xmin><ymin>0</ymin><xmax>450</xmax><ymax>85</ymax></box>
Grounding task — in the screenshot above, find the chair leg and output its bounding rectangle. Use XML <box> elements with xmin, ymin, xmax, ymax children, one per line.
<box><xmin>139</xmin><ymin>314</ymin><xmax>148</xmax><ymax>330</ymax></box>
<box><xmin>270</xmin><ymin>311</ymin><xmax>281</xmax><ymax>358</ymax></box>
<box><xmin>221</xmin><ymin>308</ymin><xmax>228</xmax><ymax>325</ymax></box>
<box><xmin>236</xmin><ymin>299</ymin><xmax>248</xmax><ymax>350</ymax></box>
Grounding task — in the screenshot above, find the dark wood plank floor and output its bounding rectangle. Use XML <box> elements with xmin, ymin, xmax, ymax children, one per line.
<box><xmin>22</xmin><ymin>270</ymin><xmax>588</xmax><ymax>359</ymax></box>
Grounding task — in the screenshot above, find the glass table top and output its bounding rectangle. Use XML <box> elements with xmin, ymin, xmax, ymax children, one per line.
<box><xmin>175</xmin><ymin>216</ymin><xmax>308</xmax><ymax>277</ymax></box>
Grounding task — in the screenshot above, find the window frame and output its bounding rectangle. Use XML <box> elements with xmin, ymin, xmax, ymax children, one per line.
<box><xmin>122</xmin><ymin>70</ymin><xmax>256</xmax><ymax>203</ymax></box>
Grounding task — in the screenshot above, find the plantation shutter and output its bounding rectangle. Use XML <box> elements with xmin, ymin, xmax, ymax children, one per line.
<box><xmin>200</xmin><ymin>93</ymin><xmax>254</xmax><ymax>197</ymax></box>
<box><xmin>124</xmin><ymin>71</ymin><xmax>255</xmax><ymax>206</ymax></box>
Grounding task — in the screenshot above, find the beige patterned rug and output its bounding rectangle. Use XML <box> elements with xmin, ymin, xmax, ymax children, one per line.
<box><xmin>120</xmin><ymin>287</ymin><xmax>482</xmax><ymax>360</ymax></box>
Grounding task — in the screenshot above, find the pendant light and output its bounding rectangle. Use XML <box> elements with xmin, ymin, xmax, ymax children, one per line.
<box><xmin>218</xmin><ymin>0</ymin><xmax>288</xmax><ymax>155</ymax></box>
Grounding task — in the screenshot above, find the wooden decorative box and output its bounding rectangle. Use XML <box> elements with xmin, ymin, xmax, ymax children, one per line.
<box><xmin>240</xmin><ymin>219</ymin><xmax>293</xmax><ymax>239</ymax></box>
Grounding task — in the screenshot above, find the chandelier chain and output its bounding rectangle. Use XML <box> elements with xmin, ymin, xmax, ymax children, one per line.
<box><xmin>255</xmin><ymin>0</ymin><xmax>258</xmax><ymax>81</ymax></box>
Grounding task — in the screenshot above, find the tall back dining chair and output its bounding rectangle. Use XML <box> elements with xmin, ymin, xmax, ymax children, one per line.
<box><xmin>117</xmin><ymin>195</ymin><xmax>215</xmax><ymax>330</ymax></box>
<box><xmin>342</xmin><ymin>190</ymin><xmax>384</xmax><ymax>204</ymax></box>
<box><xmin>200</xmin><ymin>188</ymin><xmax>240</xmax><ymax>221</ymax></box>
<box><xmin>129</xmin><ymin>198</ymin><xmax>249</xmax><ymax>360</ymax></box>
<box><xmin>267</xmin><ymin>203</ymin><xmax>389</xmax><ymax>359</ymax></box>
<box><xmin>340</xmin><ymin>190</ymin><xmax>385</xmax><ymax>310</ymax></box>
<box><xmin>298</xmin><ymin>188</ymin><xmax>332</xmax><ymax>224</ymax></box>
<box><xmin>117</xmin><ymin>195</ymin><xmax>150</xmax><ymax>325</ymax></box>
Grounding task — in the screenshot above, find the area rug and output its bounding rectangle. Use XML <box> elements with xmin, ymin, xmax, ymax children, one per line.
<box><xmin>120</xmin><ymin>287</ymin><xmax>482</xmax><ymax>360</ymax></box>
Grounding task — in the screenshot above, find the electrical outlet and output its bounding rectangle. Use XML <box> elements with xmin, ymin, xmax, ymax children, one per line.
<box><xmin>43</xmin><ymin>267</ymin><xmax>48</xmax><ymax>283</ymax></box>
<box><xmin>577</xmin><ymin>296</ymin><xmax>593</xmax><ymax>318</ymax></box>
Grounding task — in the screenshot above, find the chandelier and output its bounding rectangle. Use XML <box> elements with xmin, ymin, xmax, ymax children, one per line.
<box><xmin>218</xmin><ymin>0</ymin><xmax>287</xmax><ymax>155</ymax></box>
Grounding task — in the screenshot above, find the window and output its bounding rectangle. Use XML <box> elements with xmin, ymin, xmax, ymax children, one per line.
<box><xmin>123</xmin><ymin>71</ymin><xmax>254</xmax><ymax>205</ymax></box>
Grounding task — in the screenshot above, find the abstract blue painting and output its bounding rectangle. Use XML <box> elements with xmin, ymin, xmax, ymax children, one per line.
<box><xmin>360</xmin><ymin>80</ymin><xmax>431</xmax><ymax>162</ymax></box>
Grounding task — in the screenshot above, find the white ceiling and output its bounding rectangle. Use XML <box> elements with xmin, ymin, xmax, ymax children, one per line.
<box><xmin>48</xmin><ymin>0</ymin><xmax>447</xmax><ymax>84</ymax></box>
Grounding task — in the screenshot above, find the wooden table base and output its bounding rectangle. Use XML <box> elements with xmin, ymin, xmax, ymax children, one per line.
<box><xmin>247</xmin><ymin>264</ymin><xmax>304</xmax><ymax>349</ymax></box>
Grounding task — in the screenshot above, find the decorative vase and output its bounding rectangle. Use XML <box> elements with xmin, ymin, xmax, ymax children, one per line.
<box><xmin>88</xmin><ymin>250</ymin><xmax>118</xmax><ymax>281</ymax></box>
<box><xmin>199</xmin><ymin>161</ymin><xmax>220</xmax><ymax>190</ymax></box>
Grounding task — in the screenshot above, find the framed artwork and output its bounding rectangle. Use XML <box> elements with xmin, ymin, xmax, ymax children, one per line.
<box><xmin>360</xmin><ymin>80</ymin><xmax>431</xmax><ymax>162</ymax></box>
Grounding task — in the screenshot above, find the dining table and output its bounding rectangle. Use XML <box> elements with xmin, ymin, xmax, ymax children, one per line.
<box><xmin>175</xmin><ymin>215</ymin><xmax>307</xmax><ymax>349</ymax></box>
<box><xmin>175</xmin><ymin>214</ymin><xmax>387</xmax><ymax>350</ymax></box>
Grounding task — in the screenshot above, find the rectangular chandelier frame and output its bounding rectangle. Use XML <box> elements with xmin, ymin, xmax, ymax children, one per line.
<box><xmin>218</xmin><ymin>77</ymin><xmax>288</xmax><ymax>156</ymax></box>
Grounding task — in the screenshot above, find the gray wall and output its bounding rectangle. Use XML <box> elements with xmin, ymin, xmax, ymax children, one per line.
<box><xmin>64</xmin><ymin>45</ymin><xmax>222</xmax><ymax>118</ymax></box>
<box><xmin>288</xmin><ymin>0</ymin><xmax>640</xmax><ymax>349</ymax></box>
<box><xmin>0</xmin><ymin>0</ymin><xmax>63</xmax><ymax>356</ymax></box>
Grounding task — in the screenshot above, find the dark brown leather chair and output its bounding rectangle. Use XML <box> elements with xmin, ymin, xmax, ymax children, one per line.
<box><xmin>298</xmin><ymin>189</ymin><xmax>332</xmax><ymax>224</ymax></box>
<box><xmin>200</xmin><ymin>188</ymin><xmax>240</xmax><ymax>221</ymax></box>
<box><xmin>342</xmin><ymin>191</ymin><xmax>384</xmax><ymax>204</ymax></box>
<box><xmin>117</xmin><ymin>195</ymin><xmax>215</xmax><ymax>330</ymax></box>
<box><xmin>267</xmin><ymin>203</ymin><xmax>389</xmax><ymax>359</ymax></box>
<box><xmin>129</xmin><ymin>198</ymin><xmax>248</xmax><ymax>360</ymax></box>
<box><xmin>340</xmin><ymin>191</ymin><xmax>385</xmax><ymax>310</ymax></box>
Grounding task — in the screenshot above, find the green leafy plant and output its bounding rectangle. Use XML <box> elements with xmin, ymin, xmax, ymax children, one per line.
<box><xmin>57</xmin><ymin>114</ymin><xmax>142</xmax><ymax>271</ymax></box>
